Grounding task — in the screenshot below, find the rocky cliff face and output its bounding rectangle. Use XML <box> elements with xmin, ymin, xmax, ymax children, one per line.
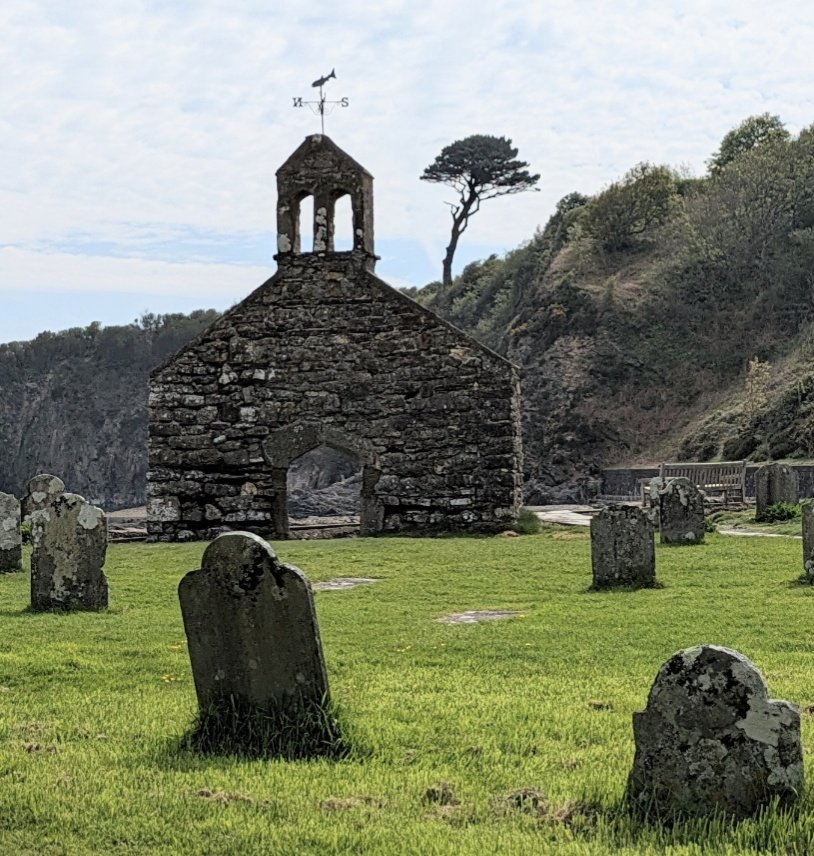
<box><xmin>0</xmin><ymin>312</ymin><xmax>219</xmax><ymax>508</ymax></box>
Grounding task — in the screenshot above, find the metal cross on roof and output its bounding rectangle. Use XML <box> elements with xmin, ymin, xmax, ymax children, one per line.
<box><xmin>292</xmin><ymin>69</ymin><xmax>349</xmax><ymax>134</ymax></box>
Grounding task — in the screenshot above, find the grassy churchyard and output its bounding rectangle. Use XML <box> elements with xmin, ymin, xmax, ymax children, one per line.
<box><xmin>1</xmin><ymin>529</ymin><xmax>814</xmax><ymax>855</ymax></box>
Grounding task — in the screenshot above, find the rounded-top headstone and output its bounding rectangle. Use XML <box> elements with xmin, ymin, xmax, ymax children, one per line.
<box><xmin>178</xmin><ymin>531</ymin><xmax>329</xmax><ymax>716</ymax></box>
<box><xmin>658</xmin><ymin>477</ymin><xmax>705</xmax><ymax>544</ymax></box>
<box><xmin>627</xmin><ymin>645</ymin><xmax>802</xmax><ymax>818</ymax></box>
<box><xmin>0</xmin><ymin>492</ymin><xmax>22</xmax><ymax>573</ymax></box>
<box><xmin>22</xmin><ymin>474</ymin><xmax>66</xmax><ymax>521</ymax></box>
<box><xmin>30</xmin><ymin>492</ymin><xmax>108</xmax><ymax>611</ymax></box>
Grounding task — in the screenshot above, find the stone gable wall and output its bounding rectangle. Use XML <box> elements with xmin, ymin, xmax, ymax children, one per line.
<box><xmin>148</xmin><ymin>254</ymin><xmax>522</xmax><ymax>539</ymax></box>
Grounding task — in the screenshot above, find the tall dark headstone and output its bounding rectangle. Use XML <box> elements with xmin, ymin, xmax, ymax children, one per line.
<box><xmin>590</xmin><ymin>504</ymin><xmax>656</xmax><ymax>589</ymax></box>
<box><xmin>755</xmin><ymin>463</ymin><xmax>799</xmax><ymax>521</ymax></box>
<box><xmin>30</xmin><ymin>493</ymin><xmax>108</xmax><ymax>611</ymax></box>
<box><xmin>178</xmin><ymin>532</ymin><xmax>339</xmax><ymax>757</ymax></box>
<box><xmin>658</xmin><ymin>477</ymin><xmax>705</xmax><ymax>545</ymax></box>
<box><xmin>0</xmin><ymin>492</ymin><xmax>22</xmax><ymax>572</ymax></box>
<box><xmin>627</xmin><ymin>645</ymin><xmax>802</xmax><ymax>818</ymax></box>
<box><xmin>803</xmin><ymin>500</ymin><xmax>814</xmax><ymax>583</ymax></box>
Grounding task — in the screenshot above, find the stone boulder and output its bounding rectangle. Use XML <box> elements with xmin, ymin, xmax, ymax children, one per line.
<box><xmin>627</xmin><ymin>645</ymin><xmax>803</xmax><ymax>818</ymax></box>
<box><xmin>0</xmin><ymin>492</ymin><xmax>22</xmax><ymax>572</ymax></box>
<box><xmin>658</xmin><ymin>477</ymin><xmax>705</xmax><ymax>545</ymax></box>
<box><xmin>590</xmin><ymin>505</ymin><xmax>656</xmax><ymax>589</ymax></box>
<box><xmin>30</xmin><ymin>493</ymin><xmax>108</xmax><ymax>611</ymax></box>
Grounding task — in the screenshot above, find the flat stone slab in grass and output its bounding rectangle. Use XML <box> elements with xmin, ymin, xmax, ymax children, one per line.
<box><xmin>535</xmin><ymin>509</ymin><xmax>593</xmax><ymax>526</ymax></box>
<box><xmin>313</xmin><ymin>577</ymin><xmax>379</xmax><ymax>591</ymax></box>
<box><xmin>436</xmin><ymin>610</ymin><xmax>522</xmax><ymax>624</ymax></box>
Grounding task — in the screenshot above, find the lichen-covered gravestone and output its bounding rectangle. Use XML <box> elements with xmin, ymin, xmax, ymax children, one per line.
<box><xmin>22</xmin><ymin>473</ymin><xmax>65</xmax><ymax>522</ymax></box>
<box><xmin>178</xmin><ymin>532</ymin><xmax>341</xmax><ymax>757</ymax></box>
<box><xmin>755</xmin><ymin>463</ymin><xmax>799</xmax><ymax>521</ymax></box>
<box><xmin>0</xmin><ymin>492</ymin><xmax>22</xmax><ymax>572</ymax></box>
<box><xmin>658</xmin><ymin>477</ymin><xmax>705</xmax><ymax>545</ymax></box>
<box><xmin>803</xmin><ymin>500</ymin><xmax>814</xmax><ymax>582</ymax></box>
<box><xmin>590</xmin><ymin>505</ymin><xmax>656</xmax><ymax>589</ymax></box>
<box><xmin>627</xmin><ymin>645</ymin><xmax>803</xmax><ymax>819</ymax></box>
<box><xmin>30</xmin><ymin>493</ymin><xmax>108</xmax><ymax>611</ymax></box>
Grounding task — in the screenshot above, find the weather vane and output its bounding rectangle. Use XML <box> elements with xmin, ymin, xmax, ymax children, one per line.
<box><xmin>292</xmin><ymin>69</ymin><xmax>349</xmax><ymax>134</ymax></box>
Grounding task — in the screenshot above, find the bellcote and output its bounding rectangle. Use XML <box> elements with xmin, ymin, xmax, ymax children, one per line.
<box><xmin>275</xmin><ymin>135</ymin><xmax>376</xmax><ymax>270</ymax></box>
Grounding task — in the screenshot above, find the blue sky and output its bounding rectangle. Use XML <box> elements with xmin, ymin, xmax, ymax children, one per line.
<box><xmin>3</xmin><ymin>1</ymin><xmax>814</xmax><ymax>344</ymax></box>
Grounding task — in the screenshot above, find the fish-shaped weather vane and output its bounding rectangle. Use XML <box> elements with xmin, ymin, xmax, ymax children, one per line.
<box><xmin>293</xmin><ymin>69</ymin><xmax>349</xmax><ymax>134</ymax></box>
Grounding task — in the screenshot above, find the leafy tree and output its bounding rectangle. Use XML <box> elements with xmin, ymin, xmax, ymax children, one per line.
<box><xmin>708</xmin><ymin>113</ymin><xmax>790</xmax><ymax>174</ymax></box>
<box><xmin>420</xmin><ymin>135</ymin><xmax>539</xmax><ymax>285</ymax></box>
<box><xmin>582</xmin><ymin>162</ymin><xmax>680</xmax><ymax>254</ymax></box>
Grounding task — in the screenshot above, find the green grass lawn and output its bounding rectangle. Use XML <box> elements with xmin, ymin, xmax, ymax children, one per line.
<box><xmin>1</xmin><ymin>530</ymin><xmax>813</xmax><ymax>855</ymax></box>
<box><xmin>710</xmin><ymin>509</ymin><xmax>804</xmax><ymax>537</ymax></box>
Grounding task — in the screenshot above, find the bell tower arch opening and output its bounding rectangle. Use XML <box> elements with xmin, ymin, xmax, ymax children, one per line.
<box><xmin>275</xmin><ymin>135</ymin><xmax>377</xmax><ymax>269</ymax></box>
<box><xmin>298</xmin><ymin>194</ymin><xmax>314</xmax><ymax>252</ymax></box>
<box><xmin>332</xmin><ymin>192</ymin><xmax>353</xmax><ymax>252</ymax></box>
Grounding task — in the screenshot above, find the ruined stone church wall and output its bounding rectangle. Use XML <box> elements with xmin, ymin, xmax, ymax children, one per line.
<box><xmin>148</xmin><ymin>255</ymin><xmax>522</xmax><ymax>540</ymax></box>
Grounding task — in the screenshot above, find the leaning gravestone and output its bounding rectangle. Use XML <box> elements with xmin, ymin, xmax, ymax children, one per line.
<box><xmin>30</xmin><ymin>493</ymin><xmax>108</xmax><ymax>611</ymax></box>
<box><xmin>658</xmin><ymin>477</ymin><xmax>705</xmax><ymax>544</ymax></box>
<box><xmin>22</xmin><ymin>473</ymin><xmax>65</xmax><ymax>522</ymax></box>
<box><xmin>0</xmin><ymin>492</ymin><xmax>22</xmax><ymax>572</ymax></box>
<box><xmin>627</xmin><ymin>645</ymin><xmax>803</xmax><ymax>819</ymax></box>
<box><xmin>179</xmin><ymin>532</ymin><xmax>338</xmax><ymax>757</ymax></box>
<box><xmin>803</xmin><ymin>500</ymin><xmax>814</xmax><ymax>583</ymax></box>
<box><xmin>590</xmin><ymin>505</ymin><xmax>656</xmax><ymax>589</ymax></box>
<box><xmin>755</xmin><ymin>463</ymin><xmax>800</xmax><ymax>521</ymax></box>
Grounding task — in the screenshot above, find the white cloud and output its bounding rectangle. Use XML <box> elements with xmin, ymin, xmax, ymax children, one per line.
<box><xmin>0</xmin><ymin>247</ymin><xmax>267</xmax><ymax>298</ymax></box>
<box><xmin>2</xmin><ymin>0</ymin><xmax>814</xmax><ymax>320</ymax></box>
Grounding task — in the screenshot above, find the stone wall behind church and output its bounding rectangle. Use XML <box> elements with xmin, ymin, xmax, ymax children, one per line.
<box><xmin>148</xmin><ymin>254</ymin><xmax>522</xmax><ymax>540</ymax></box>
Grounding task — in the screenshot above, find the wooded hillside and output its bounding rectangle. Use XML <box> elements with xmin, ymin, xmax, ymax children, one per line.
<box><xmin>414</xmin><ymin>114</ymin><xmax>814</xmax><ymax>500</ymax></box>
<box><xmin>0</xmin><ymin>311</ymin><xmax>219</xmax><ymax>507</ymax></box>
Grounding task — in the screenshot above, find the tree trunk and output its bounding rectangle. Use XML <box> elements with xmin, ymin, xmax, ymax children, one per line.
<box><xmin>441</xmin><ymin>196</ymin><xmax>474</xmax><ymax>286</ymax></box>
<box><xmin>442</xmin><ymin>246</ymin><xmax>455</xmax><ymax>286</ymax></box>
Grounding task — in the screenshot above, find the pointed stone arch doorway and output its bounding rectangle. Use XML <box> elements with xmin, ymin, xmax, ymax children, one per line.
<box><xmin>263</xmin><ymin>422</ymin><xmax>384</xmax><ymax>538</ymax></box>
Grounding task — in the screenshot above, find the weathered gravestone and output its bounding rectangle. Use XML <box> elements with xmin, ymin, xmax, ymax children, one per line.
<box><xmin>627</xmin><ymin>645</ymin><xmax>803</xmax><ymax>819</ymax></box>
<box><xmin>755</xmin><ymin>463</ymin><xmax>799</xmax><ymax>521</ymax></box>
<box><xmin>0</xmin><ymin>492</ymin><xmax>22</xmax><ymax>572</ymax></box>
<box><xmin>30</xmin><ymin>493</ymin><xmax>108</xmax><ymax>611</ymax></box>
<box><xmin>178</xmin><ymin>532</ymin><xmax>341</xmax><ymax>757</ymax></box>
<box><xmin>658</xmin><ymin>477</ymin><xmax>705</xmax><ymax>545</ymax></box>
<box><xmin>803</xmin><ymin>500</ymin><xmax>814</xmax><ymax>583</ymax></box>
<box><xmin>22</xmin><ymin>473</ymin><xmax>65</xmax><ymax>522</ymax></box>
<box><xmin>590</xmin><ymin>505</ymin><xmax>656</xmax><ymax>589</ymax></box>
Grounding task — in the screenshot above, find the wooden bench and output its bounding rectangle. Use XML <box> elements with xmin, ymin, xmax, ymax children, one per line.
<box><xmin>639</xmin><ymin>461</ymin><xmax>746</xmax><ymax>507</ymax></box>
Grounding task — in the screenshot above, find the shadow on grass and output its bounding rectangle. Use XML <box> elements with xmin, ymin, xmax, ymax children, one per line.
<box><xmin>0</xmin><ymin>604</ymin><xmax>119</xmax><ymax>617</ymax></box>
<box><xmin>154</xmin><ymin>697</ymin><xmax>365</xmax><ymax>769</ymax></box>
<box><xmin>488</xmin><ymin>788</ymin><xmax>810</xmax><ymax>851</ymax></box>
<box><xmin>611</xmin><ymin>792</ymin><xmax>811</xmax><ymax>852</ymax></box>
<box><xmin>585</xmin><ymin>581</ymin><xmax>665</xmax><ymax>594</ymax></box>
